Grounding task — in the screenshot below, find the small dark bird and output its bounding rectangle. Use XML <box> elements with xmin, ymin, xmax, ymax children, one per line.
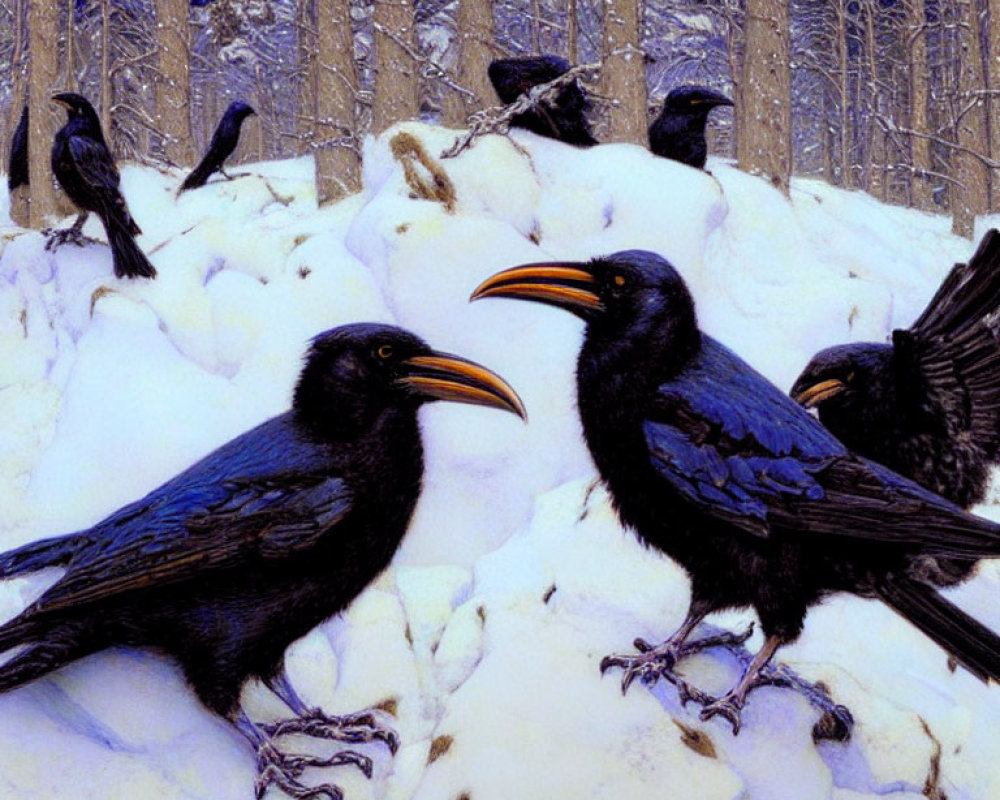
<box><xmin>8</xmin><ymin>105</ymin><xmax>28</xmax><ymax>193</ymax></box>
<box><xmin>0</xmin><ymin>323</ymin><xmax>524</xmax><ymax>799</ymax></box>
<box><xmin>648</xmin><ymin>86</ymin><xmax>733</xmax><ymax>169</ymax></box>
<box><xmin>791</xmin><ymin>229</ymin><xmax>1000</xmax><ymax>509</ymax></box>
<box><xmin>50</xmin><ymin>92</ymin><xmax>156</xmax><ymax>279</ymax></box>
<box><xmin>472</xmin><ymin>250</ymin><xmax>1000</xmax><ymax>734</ymax></box>
<box><xmin>179</xmin><ymin>100</ymin><xmax>256</xmax><ymax>193</ymax></box>
<box><xmin>487</xmin><ymin>55</ymin><xmax>598</xmax><ymax>147</ymax></box>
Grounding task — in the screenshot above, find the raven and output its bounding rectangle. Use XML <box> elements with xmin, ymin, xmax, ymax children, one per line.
<box><xmin>179</xmin><ymin>100</ymin><xmax>256</xmax><ymax>193</ymax></box>
<box><xmin>49</xmin><ymin>92</ymin><xmax>156</xmax><ymax>279</ymax></box>
<box><xmin>0</xmin><ymin>323</ymin><xmax>524</xmax><ymax>799</ymax></box>
<box><xmin>487</xmin><ymin>55</ymin><xmax>598</xmax><ymax>147</ymax></box>
<box><xmin>648</xmin><ymin>86</ymin><xmax>733</xmax><ymax>169</ymax></box>
<box><xmin>8</xmin><ymin>104</ymin><xmax>28</xmax><ymax>193</ymax></box>
<box><xmin>472</xmin><ymin>250</ymin><xmax>1000</xmax><ymax>733</ymax></box>
<box><xmin>791</xmin><ymin>229</ymin><xmax>1000</xmax><ymax>509</ymax></box>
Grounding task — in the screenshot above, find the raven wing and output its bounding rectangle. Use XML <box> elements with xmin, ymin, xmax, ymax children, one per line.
<box><xmin>894</xmin><ymin>228</ymin><xmax>1000</xmax><ymax>458</ymax></box>
<box><xmin>66</xmin><ymin>134</ymin><xmax>135</xmax><ymax>224</ymax></box>
<box><xmin>646</xmin><ymin>338</ymin><xmax>1000</xmax><ymax>556</ymax></box>
<box><xmin>24</xmin><ymin>413</ymin><xmax>353</xmax><ymax>615</ymax></box>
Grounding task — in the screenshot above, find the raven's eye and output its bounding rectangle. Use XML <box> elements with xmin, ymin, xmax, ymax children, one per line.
<box><xmin>613</xmin><ymin>274</ymin><xmax>626</xmax><ymax>287</ymax></box>
<box><xmin>378</xmin><ymin>344</ymin><xmax>393</xmax><ymax>359</ymax></box>
<box><xmin>846</xmin><ymin>371</ymin><xmax>855</xmax><ymax>383</ymax></box>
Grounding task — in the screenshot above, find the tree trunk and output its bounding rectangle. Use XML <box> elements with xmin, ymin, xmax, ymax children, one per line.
<box><xmin>951</xmin><ymin>0</ymin><xmax>989</xmax><ymax>237</ymax></box>
<box><xmin>600</xmin><ymin>0</ymin><xmax>646</xmax><ymax>144</ymax></box>
<box><xmin>154</xmin><ymin>0</ymin><xmax>194</xmax><ymax>166</ymax></box>
<box><xmin>372</xmin><ymin>0</ymin><xmax>419</xmax><ymax>134</ymax></box>
<box><xmin>987</xmin><ymin>0</ymin><xmax>1000</xmax><ymax>208</ymax></box>
<box><xmin>100</xmin><ymin>0</ymin><xmax>112</xmax><ymax>139</ymax></box>
<box><xmin>9</xmin><ymin>0</ymin><xmax>30</xmax><ymax>226</ymax></box>
<box><xmin>863</xmin><ymin>0</ymin><xmax>885</xmax><ymax>200</ymax></box>
<box><xmin>836</xmin><ymin>0</ymin><xmax>851</xmax><ymax>188</ymax></box>
<box><xmin>442</xmin><ymin>0</ymin><xmax>495</xmax><ymax>127</ymax></box>
<box><xmin>568</xmin><ymin>0</ymin><xmax>578</xmax><ymax>63</ymax></box>
<box><xmin>27</xmin><ymin>0</ymin><xmax>63</xmax><ymax>226</ymax></box>
<box><xmin>907</xmin><ymin>0</ymin><xmax>934</xmax><ymax>209</ymax></box>
<box><xmin>297</xmin><ymin>0</ymin><xmax>318</xmax><ymax>153</ymax></box>
<box><xmin>315</xmin><ymin>0</ymin><xmax>361</xmax><ymax>205</ymax></box>
<box><xmin>736</xmin><ymin>0</ymin><xmax>791</xmax><ymax>195</ymax></box>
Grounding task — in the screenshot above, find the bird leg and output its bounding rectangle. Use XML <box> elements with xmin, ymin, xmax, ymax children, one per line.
<box><xmin>698</xmin><ymin>634</ymin><xmax>783</xmax><ymax>734</ymax></box>
<box><xmin>234</xmin><ymin>710</ymin><xmax>371</xmax><ymax>800</ymax></box>
<box><xmin>264</xmin><ymin>671</ymin><xmax>400</xmax><ymax>754</ymax></box>
<box><xmin>599</xmin><ymin>602</ymin><xmax>753</xmax><ymax>701</ymax></box>
<box><xmin>220</xmin><ymin>166</ymin><xmax>234</xmax><ymax>180</ymax></box>
<box><xmin>43</xmin><ymin>213</ymin><xmax>99</xmax><ymax>250</ymax></box>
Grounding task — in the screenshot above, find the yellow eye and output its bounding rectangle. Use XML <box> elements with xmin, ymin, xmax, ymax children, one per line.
<box><xmin>378</xmin><ymin>344</ymin><xmax>393</xmax><ymax>359</ymax></box>
<box><xmin>846</xmin><ymin>371</ymin><xmax>855</xmax><ymax>383</ymax></box>
<box><xmin>614</xmin><ymin>274</ymin><xmax>626</xmax><ymax>287</ymax></box>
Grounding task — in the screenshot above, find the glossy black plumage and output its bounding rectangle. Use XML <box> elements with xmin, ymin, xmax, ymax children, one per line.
<box><xmin>8</xmin><ymin>105</ymin><xmax>28</xmax><ymax>192</ymax></box>
<box><xmin>648</xmin><ymin>86</ymin><xmax>733</xmax><ymax>169</ymax></box>
<box><xmin>791</xmin><ymin>229</ymin><xmax>1000</xmax><ymax>508</ymax></box>
<box><xmin>50</xmin><ymin>92</ymin><xmax>156</xmax><ymax>279</ymax></box>
<box><xmin>473</xmin><ymin>249</ymin><xmax>1000</xmax><ymax>731</ymax></box>
<box><xmin>487</xmin><ymin>55</ymin><xmax>598</xmax><ymax>147</ymax></box>
<box><xmin>179</xmin><ymin>100</ymin><xmax>256</xmax><ymax>192</ymax></box>
<box><xmin>0</xmin><ymin>322</ymin><xmax>524</xmax><ymax>798</ymax></box>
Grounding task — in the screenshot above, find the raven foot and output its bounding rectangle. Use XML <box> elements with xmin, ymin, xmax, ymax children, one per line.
<box><xmin>262</xmin><ymin>708</ymin><xmax>400</xmax><ymax>755</ymax></box>
<box><xmin>600</xmin><ymin>623</ymin><xmax>754</xmax><ymax>697</ymax></box>
<box><xmin>254</xmin><ymin>740</ymin><xmax>371</xmax><ymax>800</ymax></box>
<box><xmin>43</xmin><ymin>225</ymin><xmax>100</xmax><ymax>251</ymax></box>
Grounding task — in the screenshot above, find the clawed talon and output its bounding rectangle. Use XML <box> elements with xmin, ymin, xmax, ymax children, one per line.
<box><xmin>262</xmin><ymin>707</ymin><xmax>399</xmax><ymax>755</ymax></box>
<box><xmin>699</xmin><ymin>695</ymin><xmax>745</xmax><ymax>735</ymax></box>
<box><xmin>254</xmin><ymin>740</ymin><xmax>362</xmax><ymax>800</ymax></box>
<box><xmin>43</xmin><ymin>225</ymin><xmax>99</xmax><ymax>251</ymax></box>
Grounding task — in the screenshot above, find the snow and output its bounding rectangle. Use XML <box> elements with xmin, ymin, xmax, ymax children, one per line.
<box><xmin>1</xmin><ymin>120</ymin><xmax>999</xmax><ymax>799</ymax></box>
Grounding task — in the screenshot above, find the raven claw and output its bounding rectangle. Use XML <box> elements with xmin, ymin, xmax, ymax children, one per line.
<box><xmin>43</xmin><ymin>225</ymin><xmax>99</xmax><ymax>251</ymax></box>
<box><xmin>262</xmin><ymin>707</ymin><xmax>400</xmax><ymax>755</ymax></box>
<box><xmin>699</xmin><ymin>696</ymin><xmax>744</xmax><ymax>735</ymax></box>
<box><xmin>254</xmin><ymin>741</ymin><xmax>355</xmax><ymax>800</ymax></box>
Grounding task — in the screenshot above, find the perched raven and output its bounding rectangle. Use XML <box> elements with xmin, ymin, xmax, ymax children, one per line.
<box><xmin>49</xmin><ymin>92</ymin><xmax>156</xmax><ymax>279</ymax></box>
<box><xmin>473</xmin><ymin>250</ymin><xmax>1000</xmax><ymax>733</ymax></box>
<box><xmin>179</xmin><ymin>100</ymin><xmax>256</xmax><ymax>193</ymax></box>
<box><xmin>648</xmin><ymin>86</ymin><xmax>733</xmax><ymax>169</ymax></box>
<box><xmin>791</xmin><ymin>230</ymin><xmax>1000</xmax><ymax>508</ymax></box>
<box><xmin>487</xmin><ymin>55</ymin><xmax>598</xmax><ymax>147</ymax></box>
<box><xmin>0</xmin><ymin>323</ymin><xmax>524</xmax><ymax>799</ymax></box>
<box><xmin>8</xmin><ymin>105</ymin><xmax>28</xmax><ymax>193</ymax></box>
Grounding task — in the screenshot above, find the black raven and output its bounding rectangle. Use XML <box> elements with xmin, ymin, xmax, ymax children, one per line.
<box><xmin>179</xmin><ymin>100</ymin><xmax>256</xmax><ymax>193</ymax></box>
<box><xmin>472</xmin><ymin>250</ymin><xmax>1000</xmax><ymax>733</ymax></box>
<box><xmin>8</xmin><ymin>104</ymin><xmax>28</xmax><ymax>193</ymax></box>
<box><xmin>791</xmin><ymin>229</ymin><xmax>1000</xmax><ymax>509</ymax></box>
<box><xmin>0</xmin><ymin>322</ymin><xmax>524</xmax><ymax>799</ymax></box>
<box><xmin>487</xmin><ymin>55</ymin><xmax>598</xmax><ymax>147</ymax></box>
<box><xmin>648</xmin><ymin>86</ymin><xmax>733</xmax><ymax>169</ymax></box>
<box><xmin>49</xmin><ymin>92</ymin><xmax>156</xmax><ymax>279</ymax></box>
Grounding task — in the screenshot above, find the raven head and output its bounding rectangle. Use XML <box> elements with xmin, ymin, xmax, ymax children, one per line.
<box><xmin>294</xmin><ymin>323</ymin><xmax>525</xmax><ymax>438</ymax></box>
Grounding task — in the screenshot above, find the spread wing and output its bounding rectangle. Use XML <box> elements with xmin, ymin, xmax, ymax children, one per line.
<box><xmin>896</xmin><ymin>228</ymin><xmax>1000</xmax><ymax>458</ymax></box>
<box><xmin>25</xmin><ymin>413</ymin><xmax>353</xmax><ymax>615</ymax></box>
<box><xmin>645</xmin><ymin>338</ymin><xmax>1000</xmax><ymax>556</ymax></box>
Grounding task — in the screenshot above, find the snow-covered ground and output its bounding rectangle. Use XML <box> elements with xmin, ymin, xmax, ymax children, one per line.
<box><xmin>1</xmin><ymin>122</ymin><xmax>998</xmax><ymax>799</ymax></box>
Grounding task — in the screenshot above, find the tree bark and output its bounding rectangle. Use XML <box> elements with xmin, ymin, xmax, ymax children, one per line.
<box><xmin>736</xmin><ymin>0</ymin><xmax>792</xmax><ymax>195</ymax></box>
<box><xmin>372</xmin><ymin>0</ymin><xmax>420</xmax><ymax>134</ymax></box>
<box><xmin>987</xmin><ymin>0</ymin><xmax>1000</xmax><ymax>208</ymax></box>
<box><xmin>9</xmin><ymin>0</ymin><xmax>30</xmax><ymax>226</ymax></box>
<box><xmin>297</xmin><ymin>0</ymin><xmax>318</xmax><ymax>153</ymax></box>
<box><xmin>442</xmin><ymin>0</ymin><xmax>495</xmax><ymax>127</ymax></box>
<box><xmin>907</xmin><ymin>0</ymin><xmax>934</xmax><ymax>209</ymax></box>
<box><xmin>951</xmin><ymin>0</ymin><xmax>989</xmax><ymax>237</ymax></box>
<box><xmin>27</xmin><ymin>0</ymin><xmax>63</xmax><ymax>226</ymax></box>
<box><xmin>600</xmin><ymin>0</ymin><xmax>646</xmax><ymax>144</ymax></box>
<box><xmin>315</xmin><ymin>0</ymin><xmax>361</xmax><ymax>205</ymax></box>
<box><xmin>154</xmin><ymin>0</ymin><xmax>194</xmax><ymax>166</ymax></box>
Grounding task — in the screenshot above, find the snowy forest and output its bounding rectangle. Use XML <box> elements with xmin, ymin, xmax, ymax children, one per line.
<box><xmin>2</xmin><ymin>0</ymin><xmax>1000</xmax><ymax>239</ymax></box>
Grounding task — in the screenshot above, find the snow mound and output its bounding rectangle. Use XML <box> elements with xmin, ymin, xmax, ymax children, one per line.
<box><xmin>0</xmin><ymin>121</ymin><xmax>997</xmax><ymax>799</ymax></box>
